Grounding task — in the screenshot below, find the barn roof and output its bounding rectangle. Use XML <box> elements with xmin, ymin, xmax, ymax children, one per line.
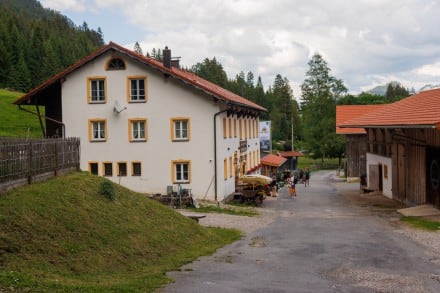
<box><xmin>278</xmin><ymin>151</ymin><xmax>303</xmax><ymax>158</ymax></box>
<box><xmin>14</xmin><ymin>42</ymin><xmax>267</xmax><ymax>112</ymax></box>
<box><xmin>340</xmin><ymin>89</ymin><xmax>440</xmax><ymax>129</ymax></box>
<box><xmin>336</xmin><ymin>105</ymin><xmax>385</xmax><ymax>134</ymax></box>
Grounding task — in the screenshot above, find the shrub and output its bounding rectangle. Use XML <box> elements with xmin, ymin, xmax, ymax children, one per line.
<box><xmin>100</xmin><ymin>181</ymin><xmax>115</xmax><ymax>200</ymax></box>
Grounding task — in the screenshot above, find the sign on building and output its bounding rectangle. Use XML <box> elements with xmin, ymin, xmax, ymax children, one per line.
<box><xmin>259</xmin><ymin>121</ymin><xmax>271</xmax><ymax>152</ymax></box>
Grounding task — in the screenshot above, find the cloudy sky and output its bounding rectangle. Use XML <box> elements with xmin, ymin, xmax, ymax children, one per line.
<box><xmin>41</xmin><ymin>0</ymin><xmax>440</xmax><ymax>96</ymax></box>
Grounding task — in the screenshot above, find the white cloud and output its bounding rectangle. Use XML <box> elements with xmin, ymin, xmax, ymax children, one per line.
<box><xmin>42</xmin><ymin>0</ymin><xmax>440</xmax><ymax>95</ymax></box>
<box><xmin>414</xmin><ymin>62</ymin><xmax>440</xmax><ymax>77</ymax></box>
<box><xmin>40</xmin><ymin>0</ymin><xmax>88</xmax><ymax>12</ymax></box>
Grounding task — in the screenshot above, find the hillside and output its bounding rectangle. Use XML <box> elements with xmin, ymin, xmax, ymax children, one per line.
<box><xmin>0</xmin><ymin>89</ymin><xmax>44</xmax><ymax>138</ymax></box>
<box><xmin>0</xmin><ymin>172</ymin><xmax>241</xmax><ymax>291</ymax></box>
<box><xmin>0</xmin><ymin>0</ymin><xmax>104</xmax><ymax>92</ymax></box>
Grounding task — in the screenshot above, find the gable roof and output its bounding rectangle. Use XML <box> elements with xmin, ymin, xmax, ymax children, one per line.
<box><xmin>278</xmin><ymin>151</ymin><xmax>303</xmax><ymax>158</ymax></box>
<box><xmin>260</xmin><ymin>154</ymin><xmax>287</xmax><ymax>167</ymax></box>
<box><xmin>14</xmin><ymin>42</ymin><xmax>266</xmax><ymax>112</ymax></box>
<box><xmin>336</xmin><ymin>105</ymin><xmax>385</xmax><ymax>134</ymax></box>
<box><xmin>340</xmin><ymin>89</ymin><xmax>440</xmax><ymax>129</ymax></box>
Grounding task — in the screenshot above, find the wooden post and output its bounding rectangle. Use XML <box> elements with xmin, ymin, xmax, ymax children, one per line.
<box><xmin>27</xmin><ymin>140</ymin><xmax>32</xmax><ymax>184</ymax></box>
<box><xmin>54</xmin><ymin>140</ymin><xmax>58</xmax><ymax>176</ymax></box>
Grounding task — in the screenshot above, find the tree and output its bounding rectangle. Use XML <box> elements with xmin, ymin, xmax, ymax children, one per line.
<box><xmin>190</xmin><ymin>57</ymin><xmax>228</xmax><ymax>88</ymax></box>
<box><xmin>133</xmin><ymin>41</ymin><xmax>143</xmax><ymax>55</ymax></box>
<box><xmin>301</xmin><ymin>53</ymin><xmax>347</xmax><ymax>163</ymax></box>
<box><xmin>385</xmin><ymin>82</ymin><xmax>410</xmax><ymax>102</ymax></box>
<box><xmin>269</xmin><ymin>74</ymin><xmax>294</xmax><ymax>142</ymax></box>
<box><xmin>337</xmin><ymin>92</ymin><xmax>389</xmax><ymax>105</ymax></box>
<box><xmin>0</xmin><ymin>0</ymin><xmax>103</xmax><ymax>91</ymax></box>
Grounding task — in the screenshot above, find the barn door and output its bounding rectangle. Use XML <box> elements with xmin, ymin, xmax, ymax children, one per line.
<box><xmin>426</xmin><ymin>148</ymin><xmax>440</xmax><ymax>207</ymax></box>
<box><xmin>369</xmin><ymin>164</ymin><xmax>380</xmax><ymax>191</ymax></box>
<box><xmin>397</xmin><ymin>144</ymin><xmax>406</xmax><ymax>202</ymax></box>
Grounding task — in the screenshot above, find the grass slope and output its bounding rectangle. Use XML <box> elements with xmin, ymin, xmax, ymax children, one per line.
<box><xmin>0</xmin><ymin>89</ymin><xmax>44</xmax><ymax>138</ymax></box>
<box><xmin>0</xmin><ymin>172</ymin><xmax>241</xmax><ymax>292</ymax></box>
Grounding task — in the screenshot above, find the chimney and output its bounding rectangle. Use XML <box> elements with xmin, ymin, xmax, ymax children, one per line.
<box><xmin>163</xmin><ymin>46</ymin><xmax>171</xmax><ymax>69</ymax></box>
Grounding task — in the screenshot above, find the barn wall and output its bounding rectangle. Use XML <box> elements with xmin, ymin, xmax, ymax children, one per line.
<box><xmin>345</xmin><ymin>135</ymin><xmax>367</xmax><ymax>178</ymax></box>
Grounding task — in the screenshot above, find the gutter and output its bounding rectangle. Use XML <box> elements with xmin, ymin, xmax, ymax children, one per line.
<box><xmin>341</xmin><ymin>124</ymin><xmax>438</xmax><ymax>129</ymax></box>
<box><xmin>213</xmin><ymin>108</ymin><xmax>229</xmax><ymax>201</ymax></box>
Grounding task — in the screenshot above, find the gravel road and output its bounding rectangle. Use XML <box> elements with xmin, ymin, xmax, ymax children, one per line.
<box><xmin>163</xmin><ymin>170</ymin><xmax>440</xmax><ymax>293</ymax></box>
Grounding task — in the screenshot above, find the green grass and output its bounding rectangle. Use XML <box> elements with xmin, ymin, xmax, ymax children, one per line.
<box><xmin>400</xmin><ymin>216</ymin><xmax>440</xmax><ymax>231</ymax></box>
<box><xmin>297</xmin><ymin>156</ymin><xmax>340</xmax><ymax>171</ymax></box>
<box><xmin>0</xmin><ymin>89</ymin><xmax>44</xmax><ymax>138</ymax></box>
<box><xmin>0</xmin><ymin>172</ymin><xmax>241</xmax><ymax>292</ymax></box>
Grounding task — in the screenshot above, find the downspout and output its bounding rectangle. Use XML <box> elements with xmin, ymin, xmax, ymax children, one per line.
<box><xmin>18</xmin><ymin>105</ymin><xmax>65</xmax><ymax>138</ymax></box>
<box><xmin>213</xmin><ymin>108</ymin><xmax>229</xmax><ymax>201</ymax></box>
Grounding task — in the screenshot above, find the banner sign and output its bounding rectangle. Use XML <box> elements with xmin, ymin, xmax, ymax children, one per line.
<box><xmin>259</xmin><ymin>121</ymin><xmax>271</xmax><ymax>151</ymax></box>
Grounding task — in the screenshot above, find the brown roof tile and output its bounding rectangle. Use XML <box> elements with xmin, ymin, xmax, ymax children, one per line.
<box><xmin>336</xmin><ymin>105</ymin><xmax>385</xmax><ymax>134</ymax></box>
<box><xmin>340</xmin><ymin>89</ymin><xmax>440</xmax><ymax>129</ymax></box>
<box><xmin>14</xmin><ymin>42</ymin><xmax>266</xmax><ymax>112</ymax></box>
<box><xmin>261</xmin><ymin>154</ymin><xmax>287</xmax><ymax>167</ymax></box>
<box><xmin>278</xmin><ymin>151</ymin><xmax>303</xmax><ymax>158</ymax></box>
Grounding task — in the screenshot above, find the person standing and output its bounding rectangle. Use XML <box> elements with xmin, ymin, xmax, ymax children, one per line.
<box><xmin>289</xmin><ymin>177</ymin><xmax>296</xmax><ymax>197</ymax></box>
<box><xmin>270</xmin><ymin>178</ymin><xmax>278</xmax><ymax>197</ymax></box>
<box><xmin>305</xmin><ymin>168</ymin><xmax>310</xmax><ymax>187</ymax></box>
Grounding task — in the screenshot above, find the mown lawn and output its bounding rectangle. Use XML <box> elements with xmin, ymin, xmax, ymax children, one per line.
<box><xmin>0</xmin><ymin>89</ymin><xmax>44</xmax><ymax>138</ymax></box>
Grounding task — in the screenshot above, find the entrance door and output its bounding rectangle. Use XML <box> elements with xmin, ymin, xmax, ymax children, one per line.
<box><xmin>426</xmin><ymin>148</ymin><xmax>440</xmax><ymax>207</ymax></box>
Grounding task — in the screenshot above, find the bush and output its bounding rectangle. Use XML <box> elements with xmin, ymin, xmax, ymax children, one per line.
<box><xmin>100</xmin><ymin>181</ymin><xmax>115</xmax><ymax>200</ymax></box>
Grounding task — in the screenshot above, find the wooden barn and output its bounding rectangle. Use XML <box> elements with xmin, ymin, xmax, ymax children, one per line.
<box><xmin>278</xmin><ymin>151</ymin><xmax>303</xmax><ymax>171</ymax></box>
<box><xmin>336</xmin><ymin>105</ymin><xmax>385</xmax><ymax>178</ymax></box>
<box><xmin>340</xmin><ymin>89</ymin><xmax>440</xmax><ymax>208</ymax></box>
<box><xmin>259</xmin><ymin>154</ymin><xmax>287</xmax><ymax>178</ymax></box>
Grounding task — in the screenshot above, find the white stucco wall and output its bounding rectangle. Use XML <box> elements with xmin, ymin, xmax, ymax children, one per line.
<box><xmin>366</xmin><ymin>153</ymin><xmax>392</xmax><ymax>198</ymax></box>
<box><xmin>60</xmin><ymin>51</ymin><xmax>260</xmax><ymax>201</ymax></box>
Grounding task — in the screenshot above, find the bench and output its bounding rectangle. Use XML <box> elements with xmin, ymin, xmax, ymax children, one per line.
<box><xmin>180</xmin><ymin>213</ymin><xmax>206</xmax><ymax>222</ymax></box>
<box><xmin>186</xmin><ymin>214</ymin><xmax>206</xmax><ymax>222</ymax></box>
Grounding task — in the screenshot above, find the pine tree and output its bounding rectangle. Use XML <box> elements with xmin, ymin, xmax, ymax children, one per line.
<box><xmin>301</xmin><ymin>53</ymin><xmax>347</xmax><ymax>161</ymax></box>
<box><xmin>133</xmin><ymin>41</ymin><xmax>143</xmax><ymax>55</ymax></box>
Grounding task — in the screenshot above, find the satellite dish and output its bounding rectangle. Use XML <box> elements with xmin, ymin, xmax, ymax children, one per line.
<box><xmin>114</xmin><ymin>100</ymin><xmax>127</xmax><ymax>114</ymax></box>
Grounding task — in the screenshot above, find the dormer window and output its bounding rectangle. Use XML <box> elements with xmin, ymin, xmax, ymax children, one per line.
<box><xmin>107</xmin><ymin>57</ymin><xmax>125</xmax><ymax>70</ymax></box>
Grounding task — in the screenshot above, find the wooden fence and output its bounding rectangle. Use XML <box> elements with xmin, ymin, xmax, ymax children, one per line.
<box><xmin>0</xmin><ymin>137</ymin><xmax>80</xmax><ymax>191</ymax></box>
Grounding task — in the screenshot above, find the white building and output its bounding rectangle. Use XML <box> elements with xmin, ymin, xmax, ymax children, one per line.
<box><xmin>14</xmin><ymin>42</ymin><xmax>267</xmax><ymax>201</ymax></box>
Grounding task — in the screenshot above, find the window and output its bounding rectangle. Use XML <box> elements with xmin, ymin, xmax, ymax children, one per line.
<box><xmin>127</xmin><ymin>76</ymin><xmax>147</xmax><ymax>102</ymax></box>
<box><xmin>103</xmin><ymin>162</ymin><xmax>113</xmax><ymax>176</ymax></box>
<box><xmin>129</xmin><ymin>119</ymin><xmax>147</xmax><ymax>142</ymax></box>
<box><xmin>255</xmin><ymin>120</ymin><xmax>258</xmax><ymax>138</ymax></box>
<box><xmin>239</xmin><ymin>119</ymin><xmax>243</xmax><ymax>139</ymax></box>
<box><xmin>229</xmin><ymin>156</ymin><xmax>233</xmax><ymax>178</ymax></box>
<box><xmin>107</xmin><ymin>58</ymin><xmax>125</xmax><ymax>70</ymax></box>
<box><xmin>228</xmin><ymin>118</ymin><xmax>232</xmax><ymax>138</ymax></box>
<box><xmin>132</xmin><ymin>162</ymin><xmax>142</xmax><ymax>176</ymax></box>
<box><xmin>223</xmin><ymin>117</ymin><xmax>227</xmax><ymax>139</ymax></box>
<box><xmin>234</xmin><ymin>118</ymin><xmax>237</xmax><ymax>137</ymax></box>
<box><xmin>245</xmin><ymin>119</ymin><xmax>248</xmax><ymax>139</ymax></box>
<box><xmin>118</xmin><ymin>162</ymin><xmax>127</xmax><ymax>176</ymax></box>
<box><xmin>224</xmin><ymin>158</ymin><xmax>228</xmax><ymax>180</ymax></box>
<box><xmin>89</xmin><ymin>119</ymin><xmax>107</xmax><ymax>142</ymax></box>
<box><xmin>171</xmin><ymin>118</ymin><xmax>190</xmax><ymax>141</ymax></box>
<box><xmin>89</xmin><ymin>162</ymin><xmax>98</xmax><ymax>175</ymax></box>
<box><xmin>87</xmin><ymin>77</ymin><xmax>106</xmax><ymax>103</ymax></box>
<box><xmin>172</xmin><ymin>160</ymin><xmax>191</xmax><ymax>183</ymax></box>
